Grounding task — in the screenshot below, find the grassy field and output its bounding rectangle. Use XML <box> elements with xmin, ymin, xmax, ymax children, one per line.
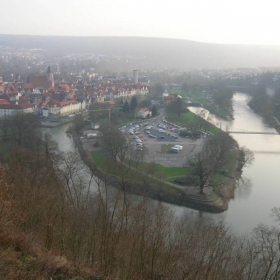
<box><xmin>210</xmin><ymin>151</ymin><xmax>237</xmax><ymax>189</ymax></box>
<box><xmin>167</xmin><ymin>110</ymin><xmax>221</xmax><ymax>134</ymax></box>
<box><xmin>170</xmin><ymin>87</ymin><xmax>229</xmax><ymax>118</ymax></box>
<box><xmin>90</xmin><ymin>144</ymin><xmax>237</xmax><ymax>195</ymax></box>
<box><xmin>91</xmin><ymin>150</ymin><xmax>183</xmax><ymax>191</ymax></box>
<box><xmin>157</xmin><ymin>144</ymin><xmax>173</xmax><ymax>154</ymax></box>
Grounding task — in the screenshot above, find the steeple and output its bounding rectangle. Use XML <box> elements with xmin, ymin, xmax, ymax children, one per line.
<box><xmin>46</xmin><ymin>65</ymin><xmax>54</xmax><ymax>87</ymax></box>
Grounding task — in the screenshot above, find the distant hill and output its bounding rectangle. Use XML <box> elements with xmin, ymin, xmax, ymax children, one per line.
<box><xmin>1</xmin><ymin>34</ymin><xmax>280</xmax><ymax>69</ymax></box>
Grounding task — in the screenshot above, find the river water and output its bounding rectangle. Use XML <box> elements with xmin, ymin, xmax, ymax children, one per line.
<box><xmin>46</xmin><ymin>92</ymin><xmax>280</xmax><ymax>235</ymax></box>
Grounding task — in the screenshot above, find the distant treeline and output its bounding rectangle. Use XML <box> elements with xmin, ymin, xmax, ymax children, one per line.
<box><xmin>2</xmin><ymin>34</ymin><xmax>280</xmax><ymax>69</ymax></box>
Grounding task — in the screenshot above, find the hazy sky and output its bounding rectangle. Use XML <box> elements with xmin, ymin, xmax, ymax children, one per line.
<box><xmin>1</xmin><ymin>0</ymin><xmax>280</xmax><ymax>45</ymax></box>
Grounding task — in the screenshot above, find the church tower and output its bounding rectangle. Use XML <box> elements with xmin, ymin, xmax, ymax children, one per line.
<box><xmin>46</xmin><ymin>65</ymin><xmax>54</xmax><ymax>87</ymax></box>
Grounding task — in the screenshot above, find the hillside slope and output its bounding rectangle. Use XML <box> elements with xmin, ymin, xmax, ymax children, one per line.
<box><xmin>1</xmin><ymin>35</ymin><xmax>280</xmax><ymax>69</ymax></box>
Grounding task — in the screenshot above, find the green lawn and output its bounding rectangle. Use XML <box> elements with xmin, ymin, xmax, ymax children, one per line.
<box><xmin>167</xmin><ymin>110</ymin><xmax>221</xmax><ymax>134</ymax></box>
<box><xmin>125</xmin><ymin>159</ymin><xmax>188</xmax><ymax>178</ymax></box>
<box><xmin>90</xmin><ymin>146</ymin><xmax>237</xmax><ymax>194</ymax></box>
<box><xmin>91</xmin><ymin>150</ymin><xmax>110</xmax><ymax>167</ymax></box>
<box><xmin>169</xmin><ymin>87</ymin><xmax>230</xmax><ymax>118</ymax></box>
<box><xmin>157</xmin><ymin>144</ymin><xmax>173</xmax><ymax>154</ymax></box>
<box><xmin>91</xmin><ymin>150</ymin><xmax>183</xmax><ymax>191</ymax></box>
<box><xmin>154</xmin><ymin>164</ymin><xmax>189</xmax><ymax>178</ymax></box>
<box><xmin>210</xmin><ymin>152</ymin><xmax>237</xmax><ymax>187</ymax></box>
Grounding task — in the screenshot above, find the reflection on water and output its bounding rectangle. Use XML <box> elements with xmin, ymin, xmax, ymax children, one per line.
<box><xmin>43</xmin><ymin>123</ymin><xmax>74</xmax><ymax>152</ymax></box>
<box><xmin>187</xmin><ymin>93</ymin><xmax>280</xmax><ymax>234</ymax></box>
<box><xmin>48</xmin><ymin>93</ymin><xmax>280</xmax><ymax>235</ymax></box>
<box><xmin>235</xmin><ymin>177</ymin><xmax>252</xmax><ymax>200</ymax></box>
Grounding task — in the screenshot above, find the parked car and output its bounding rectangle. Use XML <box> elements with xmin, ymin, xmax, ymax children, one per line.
<box><xmin>149</xmin><ymin>134</ymin><xmax>157</xmax><ymax>138</ymax></box>
<box><xmin>174</xmin><ymin>145</ymin><xmax>183</xmax><ymax>151</ymax></box>
<box><xmin>170</xmin><ymin>147</ymin><xmax>179</xmax><ymax>153</ymax></box>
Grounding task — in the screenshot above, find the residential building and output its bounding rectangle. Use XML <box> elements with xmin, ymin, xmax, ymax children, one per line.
<box><xmin>0</xmin><ymin>102</ymin><xmax>34</xmax><ymax>118</ymax></box>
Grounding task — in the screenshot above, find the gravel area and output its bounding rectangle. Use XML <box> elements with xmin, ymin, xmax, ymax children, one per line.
<box><xmin>81</xmin><ymin>117</ymin><xmax>205</xmax><ymax>168</ymax></box>
<box><xmin>126</xmin><ymin>120</ymin><xmax>205</xmax><ymax>167</ymax></box>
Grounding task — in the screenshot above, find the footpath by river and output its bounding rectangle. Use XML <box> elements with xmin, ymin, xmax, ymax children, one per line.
<box><xmin>46</xmin><ymin>92</ymin><xmax>280</xmax><ymax>235</ymax></box>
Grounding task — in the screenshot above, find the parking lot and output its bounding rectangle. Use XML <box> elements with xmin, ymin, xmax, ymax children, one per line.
<box><xmin>125</xmin><ymin>120</ymin><xmax>204</xmax><ymax>167</ymax></box>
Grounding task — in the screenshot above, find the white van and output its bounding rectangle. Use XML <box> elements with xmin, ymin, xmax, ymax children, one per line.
<box><xmin>174</xmin><ymin>145</ymin><xmax>183</xmax><ymax>151</ymax></box>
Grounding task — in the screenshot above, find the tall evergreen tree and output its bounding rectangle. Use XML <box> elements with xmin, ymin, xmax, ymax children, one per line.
<box><xmin>130</xmin><ymin>96</ymin><xmax>138</xmax><ymax>112</ymax></box>
<box><xmin>152</xmin><ymin>105</ymin><xmax>158</xmax><ymax>117</ymax></box>
<box><xmin>122</xmin><ymin>100</ymin><xmax>130</xmax><ymax>113</ymax></box>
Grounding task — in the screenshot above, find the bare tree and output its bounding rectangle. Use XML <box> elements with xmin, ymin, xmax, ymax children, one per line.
<box><xmin>250</xmin><ymin>223</ymin><xmax>280</xmax><ymax>279</ymax></box>
<box><xmin>41</xmin><ymin>132</ymin><xmax>58</xmax><ymax>159</ymax></box>
<box><xmin>0</xmin><ymin>113</ymin><xmax>42</xmax><ymax>151</ymax></box>
<box><xmin>207</xmin><ymin>132</ymin><xmax>235</xmax><ymax>172</ymax></box>
<box><xmin>118</xmin><ymin>137</ymin><xmax>133</xmax><ymax>164</ymax></box>
<box><xmin>186</xmin><ymin>133</ymin><xmax>234</xmax><ymax>193</ymax></box>
<box><xmin>99</xmin><ymin>124</ymin><xmax>128</xmax><ymax>162</ymax></box>
<box><xmin>187</xmin><ymin>150</ymin><xmax>213</xmax><ymax>194</ymax></box>
<box><xmin>237</xmin><ymin>146</ymin><xmax>254</xmax><ymax>171</ymax></box>
<box><xmin>145</xmin><ymin>161</ymin><xmax>157</xmax><ymax>178</ymax></box>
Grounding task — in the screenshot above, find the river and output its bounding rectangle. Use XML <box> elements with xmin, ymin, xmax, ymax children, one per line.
<box><xmin>46</xmin><ymin>92</ymin><xmax>280</xmax><ymax>235</ymax></box>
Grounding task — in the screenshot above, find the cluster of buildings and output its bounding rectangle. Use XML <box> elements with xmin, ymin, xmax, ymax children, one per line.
<box><xmin>0</xmin><ymin>67</ymin><xmax>149</xmax><ymax>119</ymax></box>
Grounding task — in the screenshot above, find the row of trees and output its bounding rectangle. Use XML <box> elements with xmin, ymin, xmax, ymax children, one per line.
<box><xmin>166</xmin><ymin>98</ymin><xmax>214</xmax><ymax>137</ymax></box>
<box><xmin>212</xmin><ymin>86</ymin><xmax>234</xmax><ymax>117</ymax></box>
<box><xmin>249</xmin><ymin>85</ymin><xmax>280</xmax><ymax>125</ymax></box>
<box><xmin>122</xmin><ymin>96</ymin><xmax>138</xmax><ymax>113</ymax></box>
<box><xmin>0</xmin><ymin>113</ymin><xmax>58</xmax><ymax>160</ymax></box>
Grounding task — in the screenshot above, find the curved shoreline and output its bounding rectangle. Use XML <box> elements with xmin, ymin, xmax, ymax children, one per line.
<box><xmin>72</xmin><ymin>130</ymin><xmax>239</xmax><ymax>213</ymax></box>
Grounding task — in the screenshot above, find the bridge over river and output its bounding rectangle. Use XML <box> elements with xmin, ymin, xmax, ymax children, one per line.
<box><xmin>226</xmin><ymin>131</ymin><xmax>279</xmax><ymax>135</ymax></box>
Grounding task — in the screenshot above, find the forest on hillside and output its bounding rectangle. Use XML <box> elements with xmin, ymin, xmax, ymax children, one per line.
<box><xmin>2</xmin><ymin>35</ymin><xmax>280</xmax><ymax>69</ymax></box>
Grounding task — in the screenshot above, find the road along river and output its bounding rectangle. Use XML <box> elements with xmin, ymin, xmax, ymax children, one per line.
<box><xmin>46</xmin><ymin>92</ymin><xmax>280</xmax><ymax>235</ymax></box>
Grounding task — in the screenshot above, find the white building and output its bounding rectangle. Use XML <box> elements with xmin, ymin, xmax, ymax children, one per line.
<box><xmin>0</xmin><ymin>103</ymin><xmax>34</xmax><ymax>119</ymax></box>
<box><xmin>135</xmin><ymin>107</ymin><xmax>151</xmax><ymax>119</ymax></box>
<box><xmin>60</xmin><ymin>100</ymin><xmax>80</xmax><ymax>116</ymax></box>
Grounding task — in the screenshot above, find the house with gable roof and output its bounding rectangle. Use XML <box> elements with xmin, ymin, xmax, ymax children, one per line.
<box><xmin>0</xmin><ymin>101</ymin><xmax>34</xmax><ymax>119</ymax></box>
<box><xmin>135</xmin><ymin>107</ymin><xmax>151</xmax><ymax>119</ymax></box>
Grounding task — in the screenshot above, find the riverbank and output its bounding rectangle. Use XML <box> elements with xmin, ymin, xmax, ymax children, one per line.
<box><xmin>41</xmin><ymin>111</ymin><xmax>90</xmax><ymax>128</ymax></box>
<box><xmin>72</xmin><ymin>129</ymin><xmax>240</xmax><ymax>213</ymax></box>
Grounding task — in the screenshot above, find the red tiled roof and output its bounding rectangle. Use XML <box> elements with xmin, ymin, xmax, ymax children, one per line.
<box><xmin>0</xmin><ymin>104</ymin><xmax>20</xmax><ymax>109</ymax></box>
<box><xmin>22</xmin><ymin>83</ymin><xmax>33</xmax><ymax>90</ymax></box>
<box><xmin>0</xmin><ymin>99</ymin><xmax>10</xmax><ymax>105</ymax></box>
<box><xmin>135</xmin><ymin>107</ymin><xmax>149</xmax><ymax>112</ymax></box>
<box><xmin>43</xmin><ymin>100</ymin><xmax>60</xmax><ymax>108</ymax></box>
<box><xmin>0</xmin><ymin>94</ymin><xmax>9</xmax><ymax>100</ymax></box>
<box><xmin>60</xmin><ymin>84</ymin><xmax>70</xmax><ymax>91</ymax></box>
<box><xmin>28</xmin><ymin>75</ymin><xmax>51</xmax><ymax>89</ymax></box>
<box><xmin>0</xmin><ymin>103</ymin><xmax>31</xmax><ymax>110</ymax></box>
<box><xmin>20</xmin><ymin>103</ymin><xmax>33</xmax><ymax>109</ymax></box>
<box><xmin>60</xmin><ymin>100</ymin><xmax>78</xmax><ymax>107</ymax></box>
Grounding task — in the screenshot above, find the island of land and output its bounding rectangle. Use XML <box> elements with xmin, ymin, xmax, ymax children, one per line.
<box><xmin>71</xmin><ymin>109</ymin><xmax>241</xmax><ymax>213</ymax></box>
